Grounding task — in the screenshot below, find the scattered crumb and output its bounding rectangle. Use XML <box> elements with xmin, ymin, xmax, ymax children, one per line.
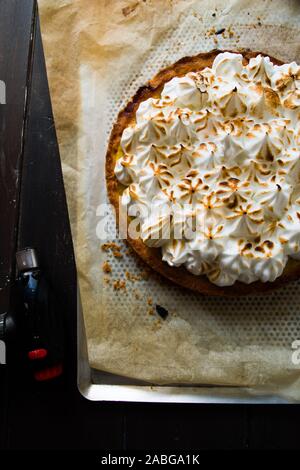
<box><xmin>101</xmin><ymin>242</ymin><xmax>121</xmax><ymax>253</ymax></box>
<box><xmin>101</xmin><ymin>243</ymin><xmax>111</xmax><ymax>252</ymax></box>
<box><xmin>228</xmin><ymin>26</ymin><xmax>235</xmax><ymax>38</ymax></box>
<box><xmin>206</xmin><ymin>27</ymin><xmax>216</xmax><ymax>37</ymax></box>
<box><xmin>212</xmin><ymin>13</ymin><xmax>216</xmax><ymax>17</ymax></box>
<box><xmin>113</xmin><ymin>280</ymin><xmax>127</xmax><ymax>291</ymax></box>
<box><xmin>192</xmin><ymin>12</ymin><xmax>203</xmax><ymax>21</ymax></box>
<box><xmin>206</xmin><ymin>26</ymin><xmax>235</xmax><ymax>40</ymax></box>
<box><xmin>152</xmin><ymin>319</ymin><xmax>162</xmax><ymax>330</ymax></box>
<box><xmin>102</xmin><ymin>261</ymin><xmax>112</xmax><ymax>274</ymax></box>
<box><xmin>102</xmin><ymin>242</ymin><xmax>123</xmax><ymax>260</ymax></box>
<box><xmin>104</xmin><ymin>277</ymin><xmax>111</xmax><ymax>285</ymax></box>
<box><xmin>125</xmin><ymin>271</ymin><xmax>146</xmax><ymax>282</ymax></box>
<box><xmin>126</xmin><ymin>271</ymin><xmax>135</xmax><ymax>281</ymax></box>
<box><xmin>122</xmin><ymin>2</ymin><xmax>139</xmax><ymax>17</ymax></box>
<box><xmin>148</xmin><ymin>307</ymin><xmax>154</xmax><ymax>316</ymax></box>
<box><xmin>148</xmin><ymin>297</ymin><xmax>153</xmax><ymax>306</ymax></box>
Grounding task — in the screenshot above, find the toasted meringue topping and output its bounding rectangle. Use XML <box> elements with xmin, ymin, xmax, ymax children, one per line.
<box><xmin>115</xmin><ymin>53</ymin><xmax>300</xmax><ymax>286</ymax></box>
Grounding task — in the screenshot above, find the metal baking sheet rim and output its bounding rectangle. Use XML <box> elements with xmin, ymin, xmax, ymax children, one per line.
<box><xmin>77</xmin><ymin>290</ymin><xmax>297</xmax><ymax>404</ymax></box>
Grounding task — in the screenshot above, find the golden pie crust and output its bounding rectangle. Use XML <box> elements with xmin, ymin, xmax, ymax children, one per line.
<box><xmin>106</xmin><ymin>49</ymin><xmax>300</xmax><ymax>296</ymax></box>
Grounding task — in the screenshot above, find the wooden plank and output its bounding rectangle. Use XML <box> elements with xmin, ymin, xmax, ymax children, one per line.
<box><xmin>125</xmin><ymin>404</ymin><xmax>249</xmax><ymax>450</ymax></box>
<box><xmin>0</xmin><ymin>0</ymin><xmax>36</xmax><ymax>450</ymax></box>
<box><xmin>0</xmin><ymin>0</ymin><xmax>36</xmax><ymax>313</ymax></box>
<box><xmin>248</xmin><ymin>406</ymin><xmax>300</xmax><ymax>449</ymax></box>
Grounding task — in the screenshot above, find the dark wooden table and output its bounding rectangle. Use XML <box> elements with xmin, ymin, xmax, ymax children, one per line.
<box><xmin>0</xmin><ymin>0</ymin><xmax>300</xmax><ymax>451</ymax></box>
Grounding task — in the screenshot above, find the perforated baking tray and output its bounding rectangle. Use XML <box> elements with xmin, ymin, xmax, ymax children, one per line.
<box><xmin>77</xmin><ymin>293</ymin><xmax>297</xmax><ymax>404</ymax></box>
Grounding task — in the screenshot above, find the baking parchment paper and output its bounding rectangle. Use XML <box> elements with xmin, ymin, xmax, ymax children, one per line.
<box><xmin>39</xmin><ymin>0</ymin><xmax>300</xmax><ymax>400</ymax></box>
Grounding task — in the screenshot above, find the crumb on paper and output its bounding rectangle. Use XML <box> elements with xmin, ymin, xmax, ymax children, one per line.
<box><xmin>126</xmin><ymin>271</ymin><xmax>137</xmax><ymax>282</ymax></box>
<box><xmin>102</xmin><ymin>242</ymin><xmax>122</xmax><ymax>253</ymax></box>
<box><xmin>113</xmin><ymin>279</ymin><xmax>127</xmax><ymax>291</ymax></box>
<box><xmin>102</xmin><ymin>242</ymin><xmax>123</xmax><ymax>259</ymax></box>
<box><xmin>148</xmin><ymin>307</ymin><xmax>154</xmax><ymax>316</ymax></box>
<box><xmin>206</xmin><ymin>27</ymin><xmax>216</xmax><ymax>37</ymax></box>
<box><xmin>122</xmin><ymin>2</ymin><xmax>139</xmax><ymax>17</ymax></box>
<box><xmin>102</xmin><ymin>261</ymin><xmax>112</xmax><ymax>274</ymax></box>
<box><xmin>125</xmin><ymin>271</ymin><xmax>148</xmax><ymax>282</ymax></box>
<box><xmin>101</xmin><ymin>243</ymin><xmax>111</xmax><ymax>252</ymax></box>
<box><xmin>206</xmin><ymin>26</ymin><xmax>235</xmax><ymax>40</ymax></box>
<box><xmin>152</xmin><ymin>319</ymin><xmax>162</xmax><ymax>331</ymax></box>
<box><xmin>228</xmin><ymin>26</ymin><xmax>235</xmax><ymax>38</ymax></box>
<box><xmin>192</xmin><ymin>12</ymin><xmax>202</xmax><ymax>21</ymax></box>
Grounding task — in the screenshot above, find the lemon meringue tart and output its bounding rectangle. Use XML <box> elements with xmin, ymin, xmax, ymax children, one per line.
<box><xmin>106</xmin><ymin>50</ymin><xmax>300</xmax><ymax>296</ymax></box>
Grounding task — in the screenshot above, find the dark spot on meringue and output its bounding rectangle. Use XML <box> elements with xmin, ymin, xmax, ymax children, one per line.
<box><xmin>264</xmin><ymin>240</ymin><xmax>274</xmax><ymax>249</ymax></box>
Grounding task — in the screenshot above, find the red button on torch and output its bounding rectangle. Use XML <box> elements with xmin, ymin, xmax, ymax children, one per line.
<box><xmin>28</xmin><ymin>349</ymin><xmax>48</xmax><ymax>361</ymax></box>
<box><xmin>34</xmin><ymin>364</ymin><xmax>63</xmax><ymax>382</ymax></box>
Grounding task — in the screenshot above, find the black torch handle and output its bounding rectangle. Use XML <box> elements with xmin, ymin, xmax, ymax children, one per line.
<box><xmin>16</xmin><ymin>269</ymin><xmax>64</xmax><ymax>381</ymax></box>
